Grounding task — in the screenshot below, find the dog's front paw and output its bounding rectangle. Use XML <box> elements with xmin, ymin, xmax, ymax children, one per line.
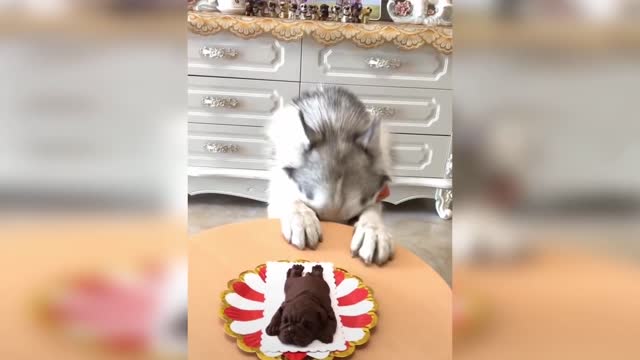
<box><xmin>265</xmin><ymin>322</ymin><xmax>279</xmax><ymax>336</ymax></box>
<box><xmin>351</xmin><ymin>218</ymin><xmax>394</xmax><ymax>265</ymax></box>
<box><xmin>280</xmin><ymin>201</ymin><xmax>322</xmax><ymax>250</ymax></box>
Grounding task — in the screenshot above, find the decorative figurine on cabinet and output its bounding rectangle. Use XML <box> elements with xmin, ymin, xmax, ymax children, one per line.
<box><xmin>289</xmin><ymin>2</ymin><xmax>298</xmax><ymax>19</ymax></box>
<box><xmin>235</xmin><ymin>0</ymin><xmax>383</xmax><ymax>21</ymax></box>
<box><xmin>256</xmin><ymin>0</ymin><xmax>268</xmax><ymax>16</ymax></box>
<box><xmin>299</xmin><ymin>2</ymin><xmax>311</xmax><ymax>19</ymax></box>
<box><xmin>245</xmin><ymin>0</ymin><xmax>254</xmax><ymax>15</ymax></box>
<box><xmin>330</xmin><ymin>5</ymin><xmax>341</xmax><ymax>21</ymax></box>
<box><xmin>319</xmin><ymin>4</ymin><xmax>330</xmax><ymax>20</ymax></box>
<box><xmin>267</xmin><ymin>0</ymin><xmax>277</xmax><ymax>16</ymax></box>
<box><xmin>351</xmin><ymin>0</ymin><xmax>363</xmax><ymax>22</ymax></box>
<box><xmin>341</xmin><ymin>4</ymin><xmax>352</xmax><ymax>22</ymax></box>
<box><xmin>387</xmin><ymin>0</ymin><xmax>419</xmax><ymax>22</ymax></box>
<box><xmin>361</xmin><ymin>6</ymin><xmax>372</xmax><ymax>23</ymax></box>
<box><xmin>279</xmin><ymin>0</ymin><xmax>289</xmax><ymax>18</ymax></box>
<box><xmin>309</xmin><ymin>4</ymin><xmax>319</xmax><ymax>20</ymax></box>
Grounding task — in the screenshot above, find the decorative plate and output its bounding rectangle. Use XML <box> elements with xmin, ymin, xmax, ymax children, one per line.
<box><xmin>34</xmin><ymin>260</ymin><xmax>188</xmax><ymax>359</ymax></box>
<box><xmin>220</xmin><ymin>260</ymin><xmax>378</xmax><ymax>360</ymax></box>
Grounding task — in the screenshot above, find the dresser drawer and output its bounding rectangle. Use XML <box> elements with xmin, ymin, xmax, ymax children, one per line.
<box><xmin>301</xmin><ymin>40</ymin><xmax>451</xmax><ymax>89</ymax></box>
<box><xmin>300</xmin><ymin>83</ymin><xmax>452</xmax><ymax>135</ymax></box>
<box><xmin>188</xmin><ymin>33</ymin><xmax>302</xmax><ymax>82</ymax></box>
<box><xmin>188</xmin><ymin>76</ymin><xmax>299</xmax><ymax>127</ymax></box>
<box><xmin>188</xmin><ymin>123</ymin><xmax>271</xmax><ymax>170</ymax></box>
<box><xmin>189</xmin><ymin>123</ymin><xmax>451</xmax><ymax>177</ymax></box>
<box><xmin>389</xmin><ymin>134</ymin><xmax>451</xmax><ymax>178</ymax></box>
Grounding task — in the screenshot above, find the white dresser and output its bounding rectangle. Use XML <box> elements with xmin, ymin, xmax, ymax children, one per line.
<box><xmin>187</xmin><ymin>13</ymin><xmax>453</xmax><ymax>219</ymax></box>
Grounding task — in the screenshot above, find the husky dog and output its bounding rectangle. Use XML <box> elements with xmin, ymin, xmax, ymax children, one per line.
<box><xmin>267</xmin><ymin>87</ymin><xmax>393</xmax><ymax>265</ymax></box>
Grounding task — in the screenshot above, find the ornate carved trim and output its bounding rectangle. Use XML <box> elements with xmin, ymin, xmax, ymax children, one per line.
<box><xmin>188</xmin><ymin>12</ymin><xmax>453</xmax><ymax>53</ymax></box>
<box><xmin>435</xmin><ymin>153</ymin><xmax>453</xmax><ymax>220</ymax></box>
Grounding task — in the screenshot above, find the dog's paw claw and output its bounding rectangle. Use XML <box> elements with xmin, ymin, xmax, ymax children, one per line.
<box><xmin>351</xmin><ymin>220</ymin><xmax>394</xmax><ymax>265</ymax></box>
<box><xmin>280</xmin><ymin>202</ymin><xmax>322</xmax><ymax>250</ymax></box>
<box><xmin>293</xmin><ymin>264</ymin><xmax>304</xmax><ymax>271</ymax></box>
<box><xmin>265</xmin><ymin>324</ymin><xmax>279</xmax><ymax>336</ymax></box>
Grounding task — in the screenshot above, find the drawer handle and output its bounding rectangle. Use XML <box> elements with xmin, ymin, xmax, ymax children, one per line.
<box><xmin>200</xmin><ymin>46</ymin><xmax>238</xmax><ymax>59</ymax></box>
<box><xmin>204</xmin><ymin>143</ymin><xmax>240</xmax><ymax>154</ymax></box>
<box><xmin>202</xmin><ymin>96</ymin><xmax>239</xmax><ymax>108</ymax></box>
<box><xmin>367</xmin><ymin>106</ymin><xmax>396</xmax><ymax>118</ymax></box>
<box><xmin>366</xmin><ymin>57</ymin><xmax>402</xmax><ymax>70</ymax></box>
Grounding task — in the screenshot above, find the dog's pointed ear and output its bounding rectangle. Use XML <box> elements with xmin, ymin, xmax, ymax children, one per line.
<box><xmin>291</xmin><ymin>100</ymin><xmax>315</xmax><ymax>141</ymax></box>
<box><xmin>356</xmin><ymin>117</ymin><xmax>380</xmax><ymax>149</ymax></box>
<box><xmin>298</xmin><ymin>109</ymin><xmax>317</xmax><ymax>143</ymax></box>
<box><xmin>295</xmin><ymin>108</ymin><xmax>325</xmax><ymax>149</ymax></box>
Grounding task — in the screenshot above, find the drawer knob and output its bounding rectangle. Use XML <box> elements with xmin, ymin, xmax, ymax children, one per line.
<box><xmin>200</xmin><ymin>46</ymin><xmax>238</xmax><ymax>59</ymax></box>
<box><xmin>367</xmin><ymin>106</ymin><xmax>396</xmax><ymax>118</ymax></box>
<box><xmin>202</xmin><ymin>96</ymin><xmax>239</xmax><ymax>108</ymax></box>
<box><xmin>366</xmin><ymin>57</ymin><xmax>402</xmax><ymax>70</ymax></box>
<box><xmin>204</xmin><ymin>143</ymin><xmax>240</xmax><ymax>154</ymax></box>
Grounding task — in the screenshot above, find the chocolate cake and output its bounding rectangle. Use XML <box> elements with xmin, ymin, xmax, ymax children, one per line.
<box><xmin>265</xmin><ymin>264</ymin><xmax>337</xmax><ymax>346</ymax></box>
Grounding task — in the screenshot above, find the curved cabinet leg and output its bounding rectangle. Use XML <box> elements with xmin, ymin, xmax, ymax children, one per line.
<box><xmin>435</xmin><ymin>188</ymin><xmax>453</xmax><ymax>220</ymax></box>
<box><xmin>435</xmin><ymin>153</ymin><xmax>453</xmax><ymax>220</ymax></box>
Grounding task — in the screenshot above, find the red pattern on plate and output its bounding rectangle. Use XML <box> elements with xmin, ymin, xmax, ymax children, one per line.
<box><xmin>258</xmin><ymin>266</ymin><xmax>267</xmax><ymax>282</ymax></box>
<box><xmin>340</xmin><ymin>314</ymin><xmax>373</xmax><ymax>328</ymax></box>
<box><xmin>224</xmin><ymin>307</ymin><xmax>264</xmax><ymax>321</ymax></box>
<box><xmin>232</xmin><ymin>281</ymin><xmax>265</xmax><ymax>302</ymax></box>
<box><xmin>242</xmin><ymin>331</ymin><xmax>263</xmax><ymax>348</ymax></box>
<box><xmin>284</xmin><ymin>352</ymin><xmax>308</xmax><ymax>360</ymax></box>
<box><xmin>46</xmin><ymin>271</ymin><xmax>164</xmax><ymax>352</ymax></box>
<box><xmin>337</xmin><ymin>287</ymin><xmax>369</xmax><ymax>306</ymax></box>
<box><xmin>333</xmin><ymin>270</ymin><xmax>345</xmax><ymax>286</ymax></box>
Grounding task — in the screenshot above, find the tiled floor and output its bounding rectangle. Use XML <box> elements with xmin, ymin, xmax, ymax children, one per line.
<box><xmin>189</xmin><ymin>194</ymin><xmax>452</xmax><ymax>285</ymax></box>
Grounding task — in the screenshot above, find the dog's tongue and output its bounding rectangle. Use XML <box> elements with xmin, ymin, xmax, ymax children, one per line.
<box><xmin>376</xmin><ymin>184</ymin><xmax>390</xmax><ymax>202</ymax></box>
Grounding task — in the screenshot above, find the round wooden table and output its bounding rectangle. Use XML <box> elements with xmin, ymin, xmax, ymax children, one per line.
<box><xmin>189</xmin><ymin>219</ymin><xmax>451</xmax><ymax>360</ymax></box>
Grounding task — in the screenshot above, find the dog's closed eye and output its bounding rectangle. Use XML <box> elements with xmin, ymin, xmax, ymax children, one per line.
<box><xmin>283</xmin><ymin>167</ymin><xmax>315</xmax><ymax>200</ymax></box>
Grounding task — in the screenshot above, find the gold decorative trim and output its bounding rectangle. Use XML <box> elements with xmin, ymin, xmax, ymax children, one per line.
<box><xmin>188</xmin><ymin>12</ymin><xmax>452</xmax><ymax>54</ymax></box>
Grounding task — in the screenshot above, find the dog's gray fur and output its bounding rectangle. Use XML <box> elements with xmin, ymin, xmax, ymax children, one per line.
<box><xmin>267</xmin><ymin>87</ymin><xmax>394</xmax><ymax>265</ymax></box>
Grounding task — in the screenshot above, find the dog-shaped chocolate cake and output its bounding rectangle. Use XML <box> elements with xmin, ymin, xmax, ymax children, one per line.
<box><xmin>266</xmin><ymin>264</ymin><xmax>337</xmax><ymax>346</ymax></box>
